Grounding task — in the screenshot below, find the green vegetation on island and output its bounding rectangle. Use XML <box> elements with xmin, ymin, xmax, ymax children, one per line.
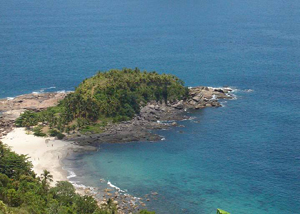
<box><xmin>0</xmin><ymin>141</ymin><xmax>154</xmax><ymax>214</ymax></box>
<box><xmin>16</xmin><ymin>68</ymin><xmax>189</xmax><ymax>136</ymax></box>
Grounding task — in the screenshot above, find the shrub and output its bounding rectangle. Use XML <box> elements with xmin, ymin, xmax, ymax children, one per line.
<box><xmin>48</xmin><ymin>129</ymin><xmax>59</xmax><ymax>137</ymax></box>
<box><xmin>56</xmin><ymin>132</ymin><xmax>65</xmax><ymax>140</ymax></box>
<box><xmin>0</xmin><ymin>200</ymin><xmax>9</xmax><ymax>214</ymax></box>
<box><xmin>32</xmin><ymin>126</ymin><xmax>46</xmax><ymax>137</ymax></box>
<box><xmin>48</xmin><ymin>129</ymin><xmax>65</xmax><ymax>139</ymax></box>
<box><xmin>15</xmin><ymin>111</ymin><xmax>39</xmax><ymax>128</ymax></box>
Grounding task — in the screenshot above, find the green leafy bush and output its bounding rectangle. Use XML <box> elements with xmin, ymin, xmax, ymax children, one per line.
<box><xmin>32</xmin><ymin>126</ymin><xmax>46</xmax><ymax>137</ymax></box>
<box><xmin>48</xmin><ymin>129</ymin><xmax>65</xmax><ymax>139</ymax></box>
<box><xmin>16</xmin><ymin>68</ymin><xmax>189</xmax><ymax>133</ymax></box>
<box><xmin>56</xmin><ymin>132</ymin><xmax>65</xmax><ymax>140</ymax></box>
<box><xmin>15</xmin><ymin>111</ymin><xmax>38</xmax><ymax>128</ymax></box>
<box><xmin>48</xmin><ymin>129</ymin><xmax>60</xmax><ymax>137</ymax></box>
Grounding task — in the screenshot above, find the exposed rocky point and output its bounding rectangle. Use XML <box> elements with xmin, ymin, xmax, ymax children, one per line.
<box><xmin>0</xmin><ymin>86</ymin><xmax>234</xmax><ymax>144</ymax></box>
<box><xmin>0</xmin><ymin>92</ymin><xmax>68</xmax><ymax>112</ymax></box>
<box><xmin>66</xmin><ymin>86</ymin><xmax>234</xmax><ymax>145</ymax></box>
<box><xmin>0</xmin><ymin>92</ymin><xmax>68</xmax><ymax>138</ymax></box>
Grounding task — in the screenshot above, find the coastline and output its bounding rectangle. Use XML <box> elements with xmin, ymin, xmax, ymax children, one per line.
<box><xmin>66</xmin><ymin>86</ymin><xmax>235</xmax><ymax>146</ymax></box>
<box><xmin>1</xmin><ymin>128</ymin><xmax>154</xmax><ymax>213</ymax></box>
<box><xmin>1</xmin><ymin>127</ymin><xmax>80</xmax><ymax>184</ymax></box>
<box><xmin>0</xmin><ymin>86</ymin><xmax>235</xmax><ymax>213</ymax></box>
<box><xmin>0</xmin><ymin>86</ymin><xmax>235</xmax><ymax>181</ymax></box>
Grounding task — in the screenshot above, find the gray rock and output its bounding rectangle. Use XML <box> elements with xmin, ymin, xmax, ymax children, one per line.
<box><xmin>192</xmin><ymin>93</ymin><xmax>203</xmax><ymax>102</ymax></box>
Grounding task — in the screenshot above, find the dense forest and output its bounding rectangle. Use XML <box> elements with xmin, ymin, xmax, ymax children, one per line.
<box><xmin>16</xmin><ymin>68</ymin><xmax>189</xmax><ymax>136</ymax></box>
<box><xmin>0</xmin><ymin>141</ymin><xmax>154</xmax><ymax>214</ymax></box>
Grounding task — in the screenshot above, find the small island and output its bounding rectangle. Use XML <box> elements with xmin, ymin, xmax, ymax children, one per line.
<box><xmin>0</xmin><ymin>68</ymin><xmax>234</xmax><ymax>214</ymax></box>
<box><xmin>2</xmin><ymin>68</ymin><xmax>233</xmax><ymax>144</ymax></box>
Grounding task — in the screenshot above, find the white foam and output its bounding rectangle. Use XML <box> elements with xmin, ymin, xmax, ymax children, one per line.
<box><xmin>68</xmin><ymin>179</ymin><xmax>97</xmax><ymax>194</ymax></box>
<box><xmin>228</xmin><ymin>93</ymin><xmax>238</xmax><ymax>100</ymax></box>
<box><xmin>7</xmin><ymin>97</ymin><xmax>15</xmax><ymax>100</ymax></box>
<box><xmin>161</xmin><ymin>137</ymin><xmax>166</xmax><ymax>141</ymax></box>
<box><xmin>107</xmin><ymin>181</ymin><xmax>126</xmax><ymax>193</ymax></box>
<box><xmin>66</xmin><ymin>170</ymin><xmax>77</xmax><ymax>179</ymax></box>
<box><xmin>56</xmin><ymin>90</ymin><xmax>73</xmax><ymax>94</ymax></box>
<box><xmin>47</xmin><ymin>86</ymin><xmax>56</xmax><ymax>90</ymax></box>
<box><xmin>223</xmin><ymin>87</ymin><xmax>234</xmax><ymax>91</ymax></box>
<box><xmin>71</xmin><ymin>182</ymin><xmax>88</xmax><ymax>189</ymax></box>
<box><xmin>31</xmin><ymin>86</ymin><xmax>57</xmax><ymax>95</ymax></box>
<box><xmin>220</xmin><ymin>102</ymin><xmax>226</xmax><ymax>107</ymax></box>
<box><xmin>40</xmin><ymin>86</ymin><xmax>56</xmax><ymax>93</ymax></box>
<box><xmin>31</xmin><ymin>88</ymin><xmax>72</xmax><ymax>96</ymax></box>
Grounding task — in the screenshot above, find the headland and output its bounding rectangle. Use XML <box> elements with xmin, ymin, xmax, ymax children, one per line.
<box><xmin>0</xmin><ymin>69</ymin><xmax>235</xmax><ymax>213</ymax></box>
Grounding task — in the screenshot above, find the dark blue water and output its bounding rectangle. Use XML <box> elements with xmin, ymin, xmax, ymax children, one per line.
<box><xmin>1</xmin><ymin>0</ymin><xmax>300</xmax><ymax>213</ymax></box>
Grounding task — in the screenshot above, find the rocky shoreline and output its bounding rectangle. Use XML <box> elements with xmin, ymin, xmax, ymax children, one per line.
<box><xmin>0</xmin><ymin>86</ymin><xmax>234</xmax><ymax>143</ymax></box>
<box><xmin>0</xmin><ymin>86</ymin><xmax>234</xmax><ymax>213</ymax></box>
<box><xmin>0</xmin><ymin>92</ymin><xmax>68</xmax><ymax>138</ymax></box>
<box><xmin>74</xmin><ymin>184</ymin><xmax>160</xmax><ymax>214</ymax></box>
<box><xmin>66</xmin><ymin>86</ymin><xmax>234</xmax><ymax>146</ymax></box>
<box><xmin>63</xmin><ymin>86</ymin><xmax>235</xmax><ymax>213</ymax></box>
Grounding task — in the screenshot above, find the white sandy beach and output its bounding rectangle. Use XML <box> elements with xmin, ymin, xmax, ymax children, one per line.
<box><xmin>1</xmin><ymin>128</ymin><xmax>79</xmax><ymax>184</ymax></box>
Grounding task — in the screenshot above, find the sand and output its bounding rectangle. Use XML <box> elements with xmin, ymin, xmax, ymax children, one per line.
<box><xmin>1</xmin><ymin>129</ymin><xmax>155</xmax><ymax>212</ymax></box>
<box><xmin>1</xmin><ymin>128</ymin><xmax>79</xmax><ymax>184</ymax></box>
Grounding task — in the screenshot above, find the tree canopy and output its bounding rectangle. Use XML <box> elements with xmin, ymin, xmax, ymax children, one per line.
<box><xmin>0</xmin><ymin>141</ymin><xmax>155</xmax><ymax>214</ymax></box>
<box><xmin>16</xmin><ymin>68</ymin><xmax>189</xmax><ymax>135</ymax></box>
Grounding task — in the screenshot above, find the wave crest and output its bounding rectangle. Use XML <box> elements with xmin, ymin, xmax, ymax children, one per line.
<box><xmin>107</xmin><ymin>181</ymin><xmax>126</xmax><ymax>193</ymax></box>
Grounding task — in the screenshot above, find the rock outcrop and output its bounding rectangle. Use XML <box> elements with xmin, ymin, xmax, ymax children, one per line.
<box><xmin>0</xmin><ymin>86</ymin><xmax>234</xmax><ymax>143</ymax></box>
<box><xmin>0</xmin><ymin>92</ymin><xmax>68</xmax><ymax>112</ymax></box>
<box><xmin>0</xmin><ymin>92</ymin><xmax>68</xmax><ymax>138</ymax></box>
<box><xmin>183</xmin><ymin>86</ymin><xmax>233</xmax><ymax>109</ymax></box>
<box><xmin>0</xmin><ymin>118</ymin><xmax>14</xmax><ymax>138</ymax></box>
<box><xmin>67</xmin><ymin>86</ymin><xmax>235</xmax><ymax>145</ymax></box>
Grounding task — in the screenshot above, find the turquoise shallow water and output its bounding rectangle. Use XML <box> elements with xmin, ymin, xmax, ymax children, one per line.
<box><xmin>64</xmin><ymin>90</ymin><xmax>300</xmax><ymax>213</ymax></box>
<box><xmin>1</xmin><ymin>0</ymin><xmax>300</xmax><ymax>213</ymax></box>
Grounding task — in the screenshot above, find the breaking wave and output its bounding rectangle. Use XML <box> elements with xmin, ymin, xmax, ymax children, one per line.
<box><xmin>107</xmin><ymin>181</ymin><xmax>126</xmax><ymax>193</ymax></box>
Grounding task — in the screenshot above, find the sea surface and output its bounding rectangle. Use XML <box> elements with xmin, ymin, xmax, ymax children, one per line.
<box><xmin>1</xmin><ymin>0</ymin><xmax>300</xmax><ymax>213</ymax></box>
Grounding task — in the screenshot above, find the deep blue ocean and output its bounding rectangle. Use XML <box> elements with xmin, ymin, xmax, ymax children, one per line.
<box><xmin>1</xmin><ymin>0</ymin><xmax>300</xmax><ymax>213</ymax></box>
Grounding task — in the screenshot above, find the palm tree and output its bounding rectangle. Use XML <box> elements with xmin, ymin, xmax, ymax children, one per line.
<box><xmin>41</xmin><ymin>169</ymin><xmax>53</xmax><ymax>192</ymax></box>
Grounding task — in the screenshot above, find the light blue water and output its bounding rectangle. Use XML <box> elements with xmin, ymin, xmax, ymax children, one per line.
<box><xmin>1</xmin><ymin>0</ymin><xmax>300</xmax><ymax>213</ymax></box>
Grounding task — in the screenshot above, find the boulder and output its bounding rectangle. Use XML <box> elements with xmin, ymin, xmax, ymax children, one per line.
<box><xmin>195</xmin><ymin>104</ymin><xmax>204</xmax><ymax>109</ymax></box>
<box><xmin>192</xmin><ymin>93</ymin><xmax>203</xmax><ymax>102</ymax></box>
<box><xmin>172</xmin><ymin>100</ymin><xmax>184</xmax><ymax>109</ymax></box>
<box><xmin>189</xmin><ymin>100</ymin><xmax>197</xmax><ymax>105</ymax></box>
